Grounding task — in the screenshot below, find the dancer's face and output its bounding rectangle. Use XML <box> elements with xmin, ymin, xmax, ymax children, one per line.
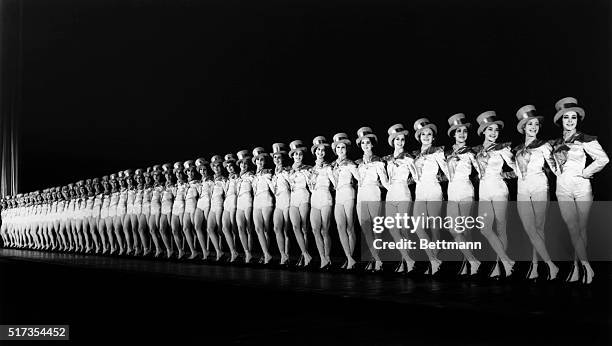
<box><xmin>240</xmin><ymin>161</ymin><xmax>249</xmax><ymax>172</ymax></box>
<box><xmin>144</xmin><ymin>174</ymin><xmax>152</xmax><ymax>185</ymax></box>
<box><xmin>292</xmin><ymin>150</ymin><xmax>303</xmax><ymax>164</ymax></box>
<box><xmin>419</xmin><ymin>128</ymin><xmax>434</xmax><ymax>145</ymax></box>
<box><xmin>175</xmin><ymin>170</ymin><xmax>184</xmax><ymax>182</ymax></box>
<box><xmin>94</xmin><ymin>182</ymin><xmax>102</xmax><ymax>194</ymax></box>
<box><xmin>153</xmin><ymin>171</ymin><xmax>162</xmax><ymax>183</ymax></box>
<box><xmin>524</xmin><ymin>118</ymin><xmax>540</xmax><ymax>137</ymax></box>
<box><xmin>163</xmin><ymin>171</ymin><xmax>173</xmax><ymax>183</ymax></box>
<box><xmin>393</xmin><ymin>134</ymin><xmax>405</xmax><ymax>150</ymax></box>
<box><xmin>454</xmin><ymin>126</ymin><xmax>468</xmax><ymax>144</ymax></box>
<box><xmin>126</xmin><ymin>176</ymin><xmax>134</xmax><ymax>187</ymax></box>
<box><xmin>226</xmin><ymin>164</ymin><xmax>236</xmax><ymax>174</ymax></box>
<box><xmin>562</xmin><ymin>112</ymin><xmax>578</xmax><ymax>132</ymax></box>
<box><xmin>255</xmin><ymin>157</ymin><xmax>265</xmax><ymax>170</ymax></box>
<box><xmin>484</xmin><ymin>124</ymin><xmax>499</xmax><ymax>142</ymax></box>
<box><xmin>315</xmin><ymin>146</ymin><xmax>326</xmax><ymax>160</ymax></box>
<box><xmin>135</xmin><ymin>174</ymin><xmax>143</xmax><ymax>185</ymax></box>
<box><xmin>360</xmin><ymin>137</ymin><xmax>373</xmax><ymax>152</ymax></box>
<box><xmin>197</xmin><ymin>166</ymin><xmax>206</xmax><ymax>177</ymax></box>
<box><xmin>335</xmin><ymin>143</ymin><xmax>347</xmax><ymax>158</ymax></box>
<box><xmin>186</xmin><ymin>167</ymin><xmax>196</xmax><ymax>180</ymax></box>
<box><xmin>273</xmin><ymin>154</ymin><xmax>283</xmax><ymax>167</ymax></box>
<box><xmin>212</xmin><ymin>163</ymin><xmax>221</xmax><ymax>175</ymax></box>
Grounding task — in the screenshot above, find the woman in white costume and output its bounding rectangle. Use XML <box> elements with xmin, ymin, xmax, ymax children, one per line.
<box><xmin>411</xmin><ymin>119</ymin><xmax>448</xmax><ymax>274</ymax></box>
<box><xmin>445</xmin><ymin>114</ymin><xmax>482</xmax><ymax>277</ymax></box>
<box><xmin>116</xmin><ymin>172</ymin><xmax>131</xmax><ymax>255</ymax></box>
<box><xmin>251</xmin><ymin>147</ymin><xmax>276</xmax><ymax>264</ymax></box>
<box><xmin>85</xmin><ymin>179</ymin><xmax>101</xmax><ymax>253</ymax></box>
<box><xmin>550</xmin><ymin>97</ymin><xmax>609</xmax><ymax>284</ymax></box>
<box><xmin>194</xmin><ymin>158</ymin><xmax>213</xmax><ymax>260</ymax></box>
<box><xmin>309</xmin><ymin>136</ymin><xmax>337</xmax><ymax>269</ymax></box>
<box><xmin>221</xmin><ymin>154</ymin><xmax>241</xmax><ymax>262</ymax></box>
<box><xmin>125</xmin><ymin>169</ymin><xmax>141</xmax><ymax>255</ymax></box>
<box><xmin>183</xmin><ymin>160</ymin><xmax>202</xmax><ymax>260</ymax></box>
<box><xmin>140</xmin><ymin>168</ymin><xmax>155</xmax><ymax>256</ymax></box>
<box><xmin>207</xmin><ymin>155</ymin><xmax>227</xmax><ymax>261</ymax></box>
<box><xmin>355</xmin><ymin>127</ymin><xmax>389</xmax><ymax>272</ymax></box>
<box><xmin>100</xmin><ymin>176</ymin><xmax>117</xmax><ymax>254</ymax></box>
<box><xmin>68</xmin><ymin>184</ymin><xmax>82</xmax><ymax>251</ymax></box>
<box><xmin>235</xmin><ymin>151</ymin><xmax>256</xmax><ymax>263</ymax></box>
<box><xmin>288</xmin><ymin>140</ymin><xmax>314</xmax><ymax>268</ymax></box>
<box><xmin>171</xmin><ymin>161</ymin><xmax>188</xmax><ymax>258</ymax></box>
<box><xmin>513</xmin><ymin>105</ymin><xmax>560</xmax><ymax>281</ymax></box>
<box><xmin>331</xmin><ymin>133</ymin><xmax>359</xmax><ymax>271</ymax></box>
<box><xmin>160</xmin><ymin>163</ymin><xmax>176</xmax><ymax>258</ymax></box>
<box><xmin>133</xmin><ymin>169</ymin><xmax>149</xmax><ymax>256</ymax></box>
<box><xmin>474</xmin><ymin>111</ymin><xmax>518</xmax><ymax>279</ymax></box>
<box><xmin>271</xmin><ymin>143</ymin><xmax>292</xmax><ymax>266</ymax></box>
<box><xmin>384</xmin><ymin>124</ymin><xmax>425</xmax><ymax>275</ymax></box>
<box><xmin>148</xmin><ymin>165</ymin><xmax>166</xmax><ymax>257</ymax></box>
<box><xmin>91</xmin><ymin>178</ymin><xmax>107</xmax><ymax>254</ymax></box>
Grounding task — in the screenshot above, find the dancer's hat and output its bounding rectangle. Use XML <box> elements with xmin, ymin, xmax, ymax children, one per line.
<box><xmin>447</xmin><ymin>113</ymin><xmax>472</xmax><ymax>137</ymax></box>
<box><xmin>252</xmin><ymin>147</ymin><xmax>270</xmax><ymax>164</ymax></box>
<box><xmin>356</xmin><ymin>127</ymin><xmax>378</xmax><ymax>145</ymax></box>
<box><xmin>515</xmin><ymin>105</ymin><xmax>544</xmax><ymax>134</ymax></box>
<box><xmin>387</xmin><ymin>124</ymin><xmax>409</xmax><ymax>147</ymax></box>
<box><xmin>236</xmin><ymin>150</ymin><xmax>252</xmax><ymax>164</ymax></box>
<box><xmin>311</xmin><ymin>136</ymin><xmax>330</xmax><ymax>154</ymax></box>
<box><xmin>554</xmin><ymin>97</ymin><xmax>585</xmax><ymax>125</ymax></box>
<box><xmin>413</xmin><ymin>118</ymin><xmax>438</xmax><ymax>141</ymax></box>
<box><xmin>289</xmin><ymin>140</ymin><xmax>308</xmax><ymax>156</ymax></box>
<box><xmin>476</xmin><ymin>111</ymin><xmax>504</xmax><ymax>136</ymax></box>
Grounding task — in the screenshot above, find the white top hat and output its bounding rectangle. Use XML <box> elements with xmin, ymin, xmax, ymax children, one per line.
<box><xmin>288</xmin><ymin>140</ymin><xmax>308</xmax><ymax>157</ymax></box>
<box><xmin>446</xmin><ymin>113</ymin><xmax>472</xmax><ymax>137</ymax></box>
<box><xmin>332</xmin><ymin>132</ymin><xmax>351</xmax><ymax>151</ymax></box>
<box><xmin>554</xmin><ymin>97</ymin><xmax>585</xmax><ymax>125</ymax></box>
<box><xmin>476</xmin><ymin>111</ymin><xmax>504</xmax><ymax>136</ymax></box>
<box><xmin>252</xmin><ymin>147</ymin><xmax>270</xmax><ymax>164</ymax></box>
<box><xmin>356</xmin><ymin>127</ymin><xmax>378</xmax><ymax>145</ymax></box>
<box><xmin>387</xmin><ymin>124</ymin><xmax>409</xmax><ymax>147</ymax></box>
<box><xmin>515</xmin><ymin>105</ymin><xmax>544</xmax><ymax>134</ymax></box>
<box><xmin>311</xmin><ymin>136</ymin><xmax>330</xmax><ymax>154</ymax></box>
<box><xmin>272</xmin><ymin>143</ymin><xmax>288</xmax><ymax>156</ymax></box>
<box><xmin>413</xmin><ymin>118</ymin><xmax>438</xmax><ymax>141</ymax></box>
<box><xmin>236</xmin><ymin>150</ymin><xmax>252</xmax><ymax>164</ymax></box>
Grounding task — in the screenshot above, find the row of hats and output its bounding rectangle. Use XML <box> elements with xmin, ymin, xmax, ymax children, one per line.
<box><xmin>395</xmin><ymin>96</ymin><xmax>586</xmax><ymax>144</ymax></box>
<box><xmin>5</xmin><ymin>98</ymin><xmax>585</xmax><ymax>199</ymax></box>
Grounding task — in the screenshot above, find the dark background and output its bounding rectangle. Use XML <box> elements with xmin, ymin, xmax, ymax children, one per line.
<box><xmin>10</xmin><ymin>0</ymin><xmax>612</xmax><ymax>198</ymax></box>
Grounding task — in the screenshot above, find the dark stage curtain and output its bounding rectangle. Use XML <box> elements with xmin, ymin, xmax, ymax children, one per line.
<box><xmin>0</xmin><ymin>0</ymin><xmax>22</xmax><ymax>197</ymax></box>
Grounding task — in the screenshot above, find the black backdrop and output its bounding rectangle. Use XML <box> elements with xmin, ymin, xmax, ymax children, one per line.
<box><xmin>13</xmin><ymin>0</ymin><xmax>612</xmax><ymax>199</ymax></box>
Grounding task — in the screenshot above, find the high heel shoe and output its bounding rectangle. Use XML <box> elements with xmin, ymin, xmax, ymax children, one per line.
<box><xmin>581</xmin><ymin>264</ymin><xmax>594</xmax><ymax>285</ymax></box>
<box><xmin>488</xmin><ymin>261</ymin><xmax>502</xmax><ymax>280</ymax></box>
<box><xmin>546</xmin><ymin>263</ymin><xmax>560</xmax><ymax>282</ymax></box>
<box><xmin>502</xmin><ymin>261</ymin><xmax>519</xmax><ymax>281</ymax></box>
<box><xmin>456</xmin><ymin>260</ymin><xmax>468</xmax><ymax>278</ymax></box>
<box><xmin>525</xmin><ymin>262</ymin><xmax>538</xmax><ymax>282</ymax></box>
<box><xmin>425</xmin><ymin>261</ymin><xmax>441</xmax><ymax>276</ymax></box>
<box><xmin>394</xmin><ymin>260</ymin><xmax>406</xmax><ymax>274</ymax></box>
<box><xmin>566</xmin><ymin>262</ymin><xmax>580</xmax><ymax>283</ymax></box>
<box><xmin>371</xmin><ymin>261</ymin><xmax>383</xmax><ymax>273</ymax></box>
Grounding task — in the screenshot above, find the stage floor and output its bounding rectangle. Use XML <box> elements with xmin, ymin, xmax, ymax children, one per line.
<box><xmin>1</xmin><ymin>249</ymin><xmax>611</xmax><ymax>345</ymax></box>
